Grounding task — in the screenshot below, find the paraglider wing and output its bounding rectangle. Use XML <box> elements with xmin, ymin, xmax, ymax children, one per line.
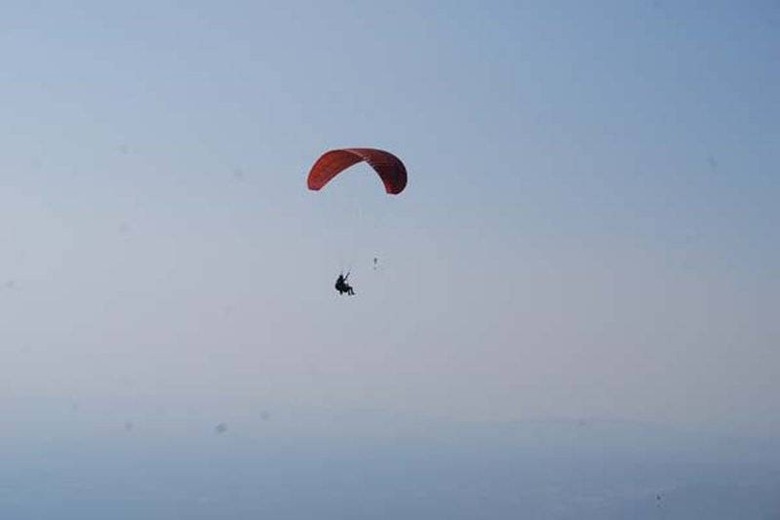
<box><xmin>307</xmin><ymin>148</ymin><xmax>407</xmax><ymax>195</ymax></box>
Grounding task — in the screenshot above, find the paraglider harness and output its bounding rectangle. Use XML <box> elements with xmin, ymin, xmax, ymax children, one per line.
<box><xmin>335</xmin><ymin>272</ymin><xmax>355</xmax><ymax>296</ymax></box>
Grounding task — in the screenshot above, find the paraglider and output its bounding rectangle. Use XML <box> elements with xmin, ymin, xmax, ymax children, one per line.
<box><xmin>335</xmin><ymin>272</ymin><xmax>355</xmax><ymax>296</ymax></box>
<box><xmin>307</xmin><ymin>148</ymin><xmax>407</xmax><ymax>195</ymax></box>
<box><xmin>308</xmin><ymin>148</ymin><xmax>407</xmax><ymax>295</ymax></box>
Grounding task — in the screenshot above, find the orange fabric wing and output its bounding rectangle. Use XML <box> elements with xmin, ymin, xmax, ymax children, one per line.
<box><xmin>307</xmin><ymin>148</ymin><xmax>407</xmax><ymax>195</ymax></box>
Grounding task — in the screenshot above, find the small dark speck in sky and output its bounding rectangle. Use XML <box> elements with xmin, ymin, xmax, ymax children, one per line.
<box><xmin>707</xmin><ymin>155</ymin><xmax>718</xmax><ymax>172</ymax></box>
<box><xmin>215</xmin><ymin>422</ymin><xmax>228</xmax><ymax>434</ymax></box>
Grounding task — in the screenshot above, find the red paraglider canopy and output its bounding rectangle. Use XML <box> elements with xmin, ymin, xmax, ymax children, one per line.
<box><xmin>307</xmin><ymin>148</ymin><xmax>407</xmax><ymax>195</ymax></box>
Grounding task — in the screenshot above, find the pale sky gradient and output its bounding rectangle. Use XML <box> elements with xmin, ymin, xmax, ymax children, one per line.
<box><xmin>1</xmin><ymin>0</ymin><xmax>779</xmax><ymax>439</ymax></box>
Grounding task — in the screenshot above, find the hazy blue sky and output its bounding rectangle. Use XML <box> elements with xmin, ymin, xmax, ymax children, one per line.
<box><xmin>1</xmin><ymin>0</ymin><xmax>778</xmax><ymax>444</ymax></box>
